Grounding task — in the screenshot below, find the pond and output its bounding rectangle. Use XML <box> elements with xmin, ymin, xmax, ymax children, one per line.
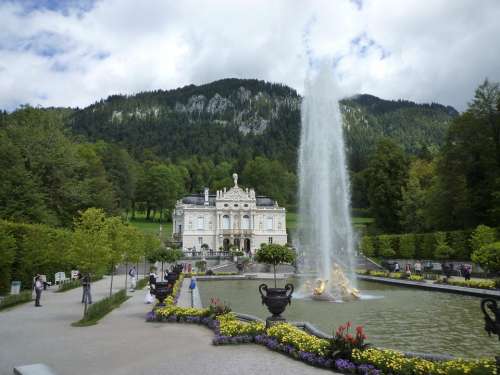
<box><xmin>198</xmin><ymin>279</ymin><xmax>497</xmax><ymax>358</ymax></box>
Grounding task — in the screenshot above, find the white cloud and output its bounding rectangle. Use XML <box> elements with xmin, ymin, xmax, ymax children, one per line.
<box><xmin>0</xmin><ymin>0</ymin><xmax>499</xmax><ymax>111</ymax></box>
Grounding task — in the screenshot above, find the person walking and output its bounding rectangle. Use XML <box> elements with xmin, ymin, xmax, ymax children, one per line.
<box><xmin>414</xmin><ymin>261</ymin><xmax>422</xmax><ymax>276</ymax></box>
<box><xmin>81</xmin><ymin>273</ymin><xmax>92</xmax><ymax>304</ymax></box>
<box><xmin>34</xmin><ymin>275</ymin><xmax>43</xmax><ymax>307</ymax></box>
<box><xmin>129</xmin><ymin>266</ymin><xmax>137</xmax><ymax>292</ymax></box>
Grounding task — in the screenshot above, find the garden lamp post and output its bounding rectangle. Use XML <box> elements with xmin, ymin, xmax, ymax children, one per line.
<box><xmin>481</xmin><ymin>298</ymin><xmax>500</xmax><ymax>371</ymax></box>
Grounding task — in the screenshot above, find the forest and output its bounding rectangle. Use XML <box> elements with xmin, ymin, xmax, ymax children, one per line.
<box><xmin>0</xmin><ymin>78</ymin><xmax>498</xmax><ymax>240</ymax></box>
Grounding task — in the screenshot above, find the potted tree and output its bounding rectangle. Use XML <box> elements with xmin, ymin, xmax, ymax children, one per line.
<box><xmin>255</xmin><ymin>244</ymin><xmax>296</xmax><ymax>326</ymax></box>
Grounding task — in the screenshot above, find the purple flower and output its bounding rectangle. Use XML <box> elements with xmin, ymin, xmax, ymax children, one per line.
<box><xmin>145</xmin><ymin>310</ymin><xmax>156</xmax><ymax>321</ymax></box>
<box><xmin>335</xmin><ymin>359</ymin><xmax>356</xmax><ymax>372</ymax></box>
<box><xmin>358</xmin><ymin>364</ymin><xmax>381</xmax><ymax>375</ymax></box>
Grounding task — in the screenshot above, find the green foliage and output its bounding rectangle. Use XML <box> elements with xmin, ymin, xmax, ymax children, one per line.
<box><xmin>73</xmin><ymin>289</ymin><xmax>128</xmax><ymax>326</ymax></box>
<box><xmin>0</xmin><ymin>228</ymin><xmax>16</xmax><ymax>294</ymax></box>
<box><xmin>359</xmin><ymin>236</ymin><xmax>374</xmax><ymax>257</ymax></box>
<box><xmin>195</xmin><ymin>260</ymin><xmax>207</xmax><ymax>272</ymax></box>
<box><xmin>470</xmin><ymin>225</ymin><xmax>497</xmax><ymax>254</ymax></box>
<box><xmin>255</xmin><ymin>244</ymin><xmax>296</xmax><ymax>286</ymax></box>
<box><xmin>148</xmin><ymin>247</ymin><xmax>183</xmax><ymax>264</ymax></box>
<box><xmin>471</xmin><ymin>242</ymin><xmax>500</xmax><ymax>274</ymax></box>
<box><xmin>57</xmin><ymin>275</ymin><xmax>103</xmax><ymax>292</ymax></box>
<box><xmin>70</xmin><ymin>208</ymin><xmax>110</xmax><ymax>276</ymax></box>
<box><xmin>0</xmin><ymin>291</ymin><xmax>32</xmax><ymax>310</ymax></box>
<box><xmin>377</xmin><ymin>235</ymin><xmax>395</xmax><ymax>258</ymax></box>
<box><xmin>0</xmin><ymin>220</ymin><xmax>73</xmax><ymax>290</ymax></box>
<box><xmin>448</xmin><ymin>230</ymin><xmax>471</xmax><ymax>260</ymax></box>
<box><xmin>434</xmin><ymin>232</ymin><xmax>454</xmax><ymax>260</ymax></box>
<box><xmin>421</xmin><ymin>233</ymin><xmax>437</xmax><ymax>259</ymax></box>
<box><xmin>366</xmin><ymin>139</ymin><xmax>409</xmax><ymax>233</ymax></box>
<box><xmin>255</xmin><ymin>244</ymin><xmax>296</xmax><ymax>266</ymax></box>
<box><xmin>398</xmin><ymin>234</ymin><xmax>416</xmax><ymax>259</ymax></box>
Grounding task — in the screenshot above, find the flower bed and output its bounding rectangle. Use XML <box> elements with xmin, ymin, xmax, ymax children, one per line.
<box><xmin>435</xmin><ymin>279</ymin><xmax>495</xmax><ymax>290</ymax></box>
<box><xmin>359</xmin><ymin>270</ymin><xmax>425</xmax><ymax>282</ymax></box>
<box><xmin>147</xmin><ymin>305</ymin><xmax>495</xmax><ymax>374</ymax></box>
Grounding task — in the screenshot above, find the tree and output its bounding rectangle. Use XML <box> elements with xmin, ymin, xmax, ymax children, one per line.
<box><xmin>471</xmin><ymin>242</ymin><xmax>500</xmax><ymax>274</ymax></box>
<box><xmin>470</xmin><ymin>225</ymin><xmax>496</xmax><ymax>254</ymax></box>
<box><xmin>366</xmin><ymin>139</ymin><xmax>409</xmax><ymax>233</ymax></box>
<box><xmin>147</xmin><ymin>247</ymin><xmax>183</xmax><ymax>274</ymax></box>
<box><xmin>399</xmin><ymin>159</ymin><xmax>434</xmax><ymax>233</ymax></box>
<box><xmin>105</xmin><ymin>216</ymin><xmax>126</xmax><ymax>296</ymax></box>
<box><xmin>255</xmin><ymin>244</ymin><xmax>296</xmax><ymax>287</ymax></box>
<box><xmin>70</xmin><ymin>208</ymin><xmax>110</xmax><ymax>315</ymax></box>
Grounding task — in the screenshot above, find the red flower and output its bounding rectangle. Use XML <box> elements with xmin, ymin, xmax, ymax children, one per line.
<box><xmin>356</xmin><ymin>326</ymin><xmax>364</xmax><ymax>334</ymax></box>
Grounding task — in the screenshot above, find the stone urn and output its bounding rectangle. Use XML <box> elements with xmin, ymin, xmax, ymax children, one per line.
<box><xmin>259</xmin><ymin>283</ymin><xmax>294</xmax><ymax>326</ymax></box>
<box><xmin>166</xmin><ymin>272</ymin><xmax>178</xmax><ymax>284</ymax></box>
<box><xmin>152</xmin><ymin>281</ymin><xmax>172</xmax><ymax>306</ymax></box>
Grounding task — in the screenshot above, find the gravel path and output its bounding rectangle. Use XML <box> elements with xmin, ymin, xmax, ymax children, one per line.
<box><xmin>0</xmin><ymin>275</ymin><xmax>336</xmax><ymax>375</ymax></box>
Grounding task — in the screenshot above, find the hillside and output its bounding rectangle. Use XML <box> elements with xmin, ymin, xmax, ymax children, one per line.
<box><xmin>69</xmin><ymin>79</ymin><xmax>458</xmax><ymax>171</ymax></box>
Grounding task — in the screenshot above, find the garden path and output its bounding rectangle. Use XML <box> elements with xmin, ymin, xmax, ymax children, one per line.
<box><xmin>0</xmin><ymin>275</ymin><xmax>338</xmax><ymax>375</ymax></box>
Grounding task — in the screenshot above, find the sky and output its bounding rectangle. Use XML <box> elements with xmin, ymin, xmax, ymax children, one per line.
<box><xmin>1</xmin><ymin>0</ymin><xmax>499</xmax><ymax>112</ymax></box>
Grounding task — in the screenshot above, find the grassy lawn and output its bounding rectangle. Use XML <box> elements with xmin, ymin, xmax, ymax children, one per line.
<box><xmin>130</xmin><ymin>210</ymin><xmax>374</xmax><ymax>238</ymax></box>
<box><xmin>286</xmin><ymin>211</ymin><xmax>373</xmax><ymax>231</ymax></box>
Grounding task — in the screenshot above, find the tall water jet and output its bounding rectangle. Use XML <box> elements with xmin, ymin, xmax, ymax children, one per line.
<box><xmin>297</xmin><ymin>65</ymin><xmax>359</xmax><ymax>301</ymax></box>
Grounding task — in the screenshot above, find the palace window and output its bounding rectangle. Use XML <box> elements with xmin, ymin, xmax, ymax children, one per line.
<box><xmin>224</xmin><ymin>203</ymin><xmax>229</xmax><ymax>207</ymax></box>
<box><xmin>189</xmin><ymin>221</ymin><xmax>193</xmax><ymax>230</ymax></box>
<box><xmin>244</xmin><ymin>204</ymin><xmax>248</xmax><ymax>207</ymax></box>
<box><xmin>234</xmin><ymin>204</ymin><xmax>238</xmax><ymax>207</ymax></box>
<box><xmin>222</xmin><ymin>215</ymin><xmax>230</xmax><ymax>229</ymax></box>
<box><xmin>198</xmin><ymin>237</ymin><xmax>203</xmax><ymax>245</ymax></box>
<box><xmin>266</xmin><ymin>217</ymin><xmax>273</xmax><ymax>231</ymax></box>
<box><xmin>268</xmin><ymin>237</ymin><xmax>273</xmax><ymax>244</ymax></box>
<box><xmin>278</xmin><ymin>222</ymin><xmax>282</xmax><ymax>230</ymax></box>
<box><xmin>241</xmin><ymin>215</ymin><xmax>250</xmax><ymax>230</ymax></box>
<box><xmin>197</xmin><ymin>216</ymin><xmax>204</xmax><ymax>230</ymax></box>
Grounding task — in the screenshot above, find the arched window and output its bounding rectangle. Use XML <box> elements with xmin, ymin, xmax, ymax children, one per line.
<box><xmin>241</xmin><ymin>215</ymin><xmax>250</xmax><ymax>229</ymax></box>
<box><xmin>266</xmin><ymin>217</ymin><xmax>273</xmax><ymax>231</ymax></box>
<box><xmin>222</xmin><ymin>215</ymin><xmax>230</xmax><ymax>229</ymax></box>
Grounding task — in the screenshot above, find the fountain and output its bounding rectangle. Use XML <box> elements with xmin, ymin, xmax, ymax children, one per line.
<box><xmin>297</xmin><ymin>63</ymin><xmax>359</xmax><ymax>301</ymax></box>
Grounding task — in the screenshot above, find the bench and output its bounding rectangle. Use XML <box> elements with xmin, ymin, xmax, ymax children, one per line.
<box><xmin>54</xmin><ymin>272</ymin><xmax>69</xmax><ymax>285</ymax></box>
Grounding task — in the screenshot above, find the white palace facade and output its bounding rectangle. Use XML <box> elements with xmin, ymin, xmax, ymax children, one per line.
<box><xmin>172</xmin><ymin>174</ymin><xmax>287</xmax><ymax>254</ymax></box>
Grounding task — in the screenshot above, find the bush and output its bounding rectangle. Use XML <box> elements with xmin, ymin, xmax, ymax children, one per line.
<box><xmin>0</xmin><ymin>291</ymin><xmax>32</xmax><ymax>310</ymax></box>
<box><xmin>442</xmin><ymin>279</ymin><xmax>495</xmax><ymax>289</ymax></box>
<box><xmin>470</xmin><ymin>225</ymin><xmax>496</xmax><ymax>254</ymax></box>
<box><xmin>377</xmin><ymin>235</ymin><xmax>395</xmax><ymax>258</ymax></box>
<box><xmin>399</xmin><ymin>234</ymin><xmax>416</xmax><ymax>259</ymax></box>
<box><xmin>434</xmin><ymin>232</ymin><xmax>454</xmax><ymax>260</ymax></box>
<box><xmin>471</xmin><ymin>242</ymin><xmax>500</xmax><ymax>274</ymax></box>
<box><xmin>0</xmin><ymin>228</ymin><xmax>16</xmax><ymax>294</ymax></box>
<box><xmin>360</xmin><ymin>236</ymin><xmax>375</xmax><ymax>257</ymax></box>
<box><xmin>448</xmin><ymin>230</ymin><xmax>470</xmax><ymax>260</ymax></box>
<box><xmin>73</xmin><ymin>289</ymin><xmax>128</xmax><ymax>326</ymax></box>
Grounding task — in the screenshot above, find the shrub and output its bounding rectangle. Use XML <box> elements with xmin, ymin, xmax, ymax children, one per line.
<box><xmin>470</xmin><ymin>225</ymin><xmax>496</xmax><ymax>254</ymax></box>
<box><xmin>73</xmin><ymin>289</ymin><xmax>128</xmax><ymax>326</ymax></box>
<box><xmin>434</xmin><ymin>232</ymin><xmax>454</xmax><ymax>260</ymax></box>
<box><xmin>442</xmin><ymin>279</ymin><xmax>496</xmax><ymax>290</ymax></box>
<box><xmin>409</xmin><ymin>275</ymin><xmax>424</xmax><ymax>281</ymax></box>
<box><xmin>377</xmin><ymin>235</ymin><xmax>395</xmax><ymax>258</ymax></box>
<box><xmin>399</xmin><ymin>234</ymin><xmax>416</xmax><ymax>259</ymax></box>
<box><xmin>448</xmin><ymin>230</ymin><xmax>470</xmax><ymax>260</ymax></box>
<box><xmin>255</xmin><ymin>244</ymin><xmax>296</xmax><ymax>287</ymax></box>
<box><xmin>420</xmin><ymin>233</ymin><xmax>436</xmax><ymax>259</ymax></box>
<box><xmin>0</xmin><ymin>228</ymin><xmax>16</xmax><ymax>294</ymax></box>
<box><xmin>0</xmin><ymin>291</ymin><xmax>32</xmax><ymax>310</ymax></box>
<box><xmin>360</xmin><ymin>236</ymin><xmax>375</xmax><ymax>257</ymax></box>
<box><xmin>472</xmin><ymin>242</ymin><xmax>500</xmax><ymax>274</ymax></box>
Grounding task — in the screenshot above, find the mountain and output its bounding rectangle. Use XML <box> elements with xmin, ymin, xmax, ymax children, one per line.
<box><xmin>69</xmin><ymin>78</ymin><xmax>458</xmax><ymax>171</ymax></box>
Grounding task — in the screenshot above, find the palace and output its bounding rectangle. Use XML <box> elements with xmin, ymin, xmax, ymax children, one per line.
<box><xmin>172</xmin><ymin>174</ymin><xmax>287</xmax><ymax>254</ymax></box>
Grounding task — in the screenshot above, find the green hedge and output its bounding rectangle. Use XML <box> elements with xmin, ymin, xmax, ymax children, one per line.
<box><xmin>0</xmin><ymin>220</ymin><xmax>74</xmax><ymax>294</ymax></box>
<box><xmin>0</xmin><ymin>291</ymin><xmax>32</xmax><ymax>310</ymax></box>
<box><xmin>73</xmin><ymin>289</ymin><xmax>128</xmax><ymax>326</ymax></box>
<box><xmin>360</xmin><ymin>228</ymin><xmax>484</xmax><ymax>261</ymax></box>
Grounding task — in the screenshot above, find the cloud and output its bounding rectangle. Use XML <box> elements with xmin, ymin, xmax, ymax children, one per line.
<box><xmin>0</xmin><ymin>0</ymin><xmax>499</xmax><ymax>111</ymax></box>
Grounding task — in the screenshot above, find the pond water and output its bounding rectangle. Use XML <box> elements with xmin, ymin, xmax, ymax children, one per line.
<box><xmin>198</xmin><ymin>279</ymin><xmax>497</xmax><ymax>358</ymax></box>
